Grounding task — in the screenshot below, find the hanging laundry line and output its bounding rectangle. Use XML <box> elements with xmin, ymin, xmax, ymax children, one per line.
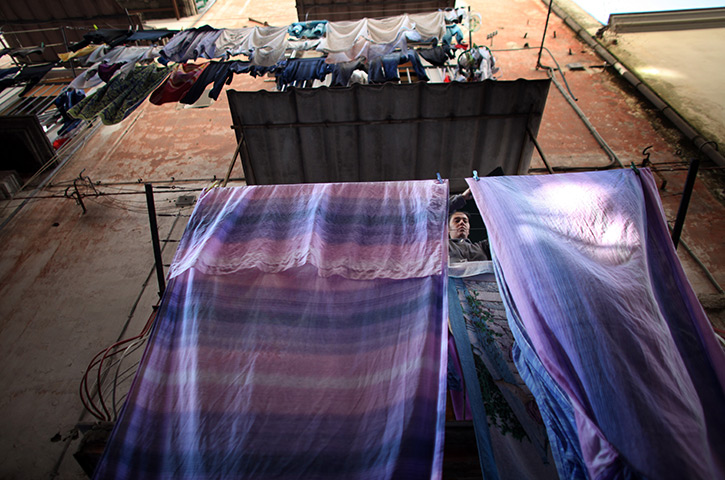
<box><xmin>0</xmin><ymin>7</ymin><xmax>493</xmax><ymax>102</ymax></box>
<box><xmin>1</xmin><ymin>10</ymin><xmax>495</xmax><ymax>127</ymax></box>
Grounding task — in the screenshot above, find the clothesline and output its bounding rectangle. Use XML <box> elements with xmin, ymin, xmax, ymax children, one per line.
<box><xmin>2</xmin><ymin>11</ymin><xmax>499</xmax><ymax>132</ymax></box>
<box><xmin>57</xmin><ymin>11</ymin><xmax>498</xmax><ymax>126</ymax></box>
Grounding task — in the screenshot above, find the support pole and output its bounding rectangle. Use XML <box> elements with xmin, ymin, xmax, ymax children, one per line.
<box><xmin>468</xmin><ymin>6</ymin><xmax>472</xmax><ymax>47</ymax></box>
<box><xmin>171</xmin><ymin>0</ymin><xmax>181</xmax><ymax>20</ymax></box>
<box><xmin>448</xmin><ymin>278</ymin><xmax>501</xmax><ymax>480</ymax></box>
<box><xmin>223</xmin><ymin>135</ymin><xmax>245</xmax><ymax>187</ymax></box>
<box><xmin>537</xmin><ymin>0</ymin><xmax>554</xmax><ymax>69</ymax></box>
<box><xmin>145</xmin><ymin>183</ymin><xmax>166</xmax><ymax>297</ymax></box>
<box><xmin>671</xmin><ymin>157</ymin><xmax>700</xmax><ymax>250</ymax></box>
<box><xmin>528</xmin><ymin>127</ymin><xmax>554</xmax><ymax>174</ymax></box>
<box><xmin>60</xmin><ymin>26</ymin><xmax>77</xmax><ymax>77</ymax></box>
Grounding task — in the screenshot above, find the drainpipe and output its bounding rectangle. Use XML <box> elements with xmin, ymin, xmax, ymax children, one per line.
<box><xmin>540</xmin><ymin>0</ymin><xmax>725</xmax><ymax>168</ymax></box>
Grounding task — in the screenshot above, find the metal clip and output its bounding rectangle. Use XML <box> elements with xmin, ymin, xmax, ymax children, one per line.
<box><xmin>473</xmin><ymin>170</ymin><xmax>479</xmax><ymax>181</ymax></box>
<box><xmin>436</xmin><ymin>172</ymin><xmax>443</xmax><ymax>184</ymax></box>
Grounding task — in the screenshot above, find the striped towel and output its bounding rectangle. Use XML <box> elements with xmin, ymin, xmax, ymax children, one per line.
<box><xmin>93</xmin><ymin>180</ymin><xmax>449</xmax><ymax>480</ymax></box>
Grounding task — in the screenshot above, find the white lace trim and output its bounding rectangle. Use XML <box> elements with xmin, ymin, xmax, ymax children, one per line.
<box><xmin>168</xmin><ymin>181</ymin><xmax>448</xmax><ymax>281</ymax></box>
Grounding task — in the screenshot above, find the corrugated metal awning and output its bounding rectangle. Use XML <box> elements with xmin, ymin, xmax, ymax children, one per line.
<box><xmin>0</xmin><ymin>1</ymin><xmax>132</xmax><ymax>64</ymax></box>
<box><xmin>227</xmin><ymin>80</ymin><xmax>551</xmax><ymax>192</ymax></box>
<box><xmin>295</xmin><ymin>0</ymin><xmax>455</xmax><ymax>22</ymax></box>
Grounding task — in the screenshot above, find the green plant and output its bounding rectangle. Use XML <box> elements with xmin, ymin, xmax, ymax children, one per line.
<box><xmin>464</xmin><ymin>289</ymin><xmax>527</xmax><ymax>440</ymax></box>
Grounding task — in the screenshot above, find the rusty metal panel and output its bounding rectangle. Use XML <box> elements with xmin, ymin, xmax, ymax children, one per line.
<box><xmin>0</xmin><ymin>0</ymin><xmax>131</xmax><ymax>63</ymax></box>
<box><xmin>0</xmin><ymin>0</ymin><xmax>128</xmax><ymax>23</ymax></box>
<box><xmin>227</xmin><ymin>80</ymin><xmax>551</xmax><ymax>191</ymax></box>
<box><xmin>295</xmin><ymin>0</ymin><xmax>455</xmax><ymax>22</ymax></box>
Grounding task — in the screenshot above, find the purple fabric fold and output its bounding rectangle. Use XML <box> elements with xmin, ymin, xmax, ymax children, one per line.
<box><xmin>468</xmin><ymin>169</ymin><xmax>725</xmax><ymax>479</ymax></box>
<box><xmin>169</xmin><ymin>180</ymin><xmax>448</xmax><ymax>280</ymax></box>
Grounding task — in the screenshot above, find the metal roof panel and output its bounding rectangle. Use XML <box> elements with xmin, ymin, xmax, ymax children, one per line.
<box><xmin>0</xmin><ymin>0</ymin><xmax>131</xmax><ymax>63</ymax></box>
<box><xmin>227</xmin><ymin>80</ymin><xmax>551</xmax><ymax>191</ymax></box>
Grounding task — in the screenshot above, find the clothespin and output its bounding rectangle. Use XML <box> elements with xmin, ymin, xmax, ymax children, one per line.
<box><xmin>630</xmin><ymin>162</ymin><xmax>640</xmax><ymax>176</ymax></box>
<box><xmin>473</xmin><ymin>170</ymin><xmax>479</xmax><ymax>181</ymax></box>
<box><xmin>436</xmin><ymin>172</ymin><xmax>444</xmax><ymax>184</ymax></box>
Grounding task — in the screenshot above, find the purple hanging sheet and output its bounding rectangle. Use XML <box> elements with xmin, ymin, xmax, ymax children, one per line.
<box><xmin>468</xmin><ymin>169</ymin><xmax>725</xmax><ymax>479</ymax></box>
<box><xmin>93</xmin><ymin>180</ymin><xmax>449</xmax><ymax>480</ymax></box>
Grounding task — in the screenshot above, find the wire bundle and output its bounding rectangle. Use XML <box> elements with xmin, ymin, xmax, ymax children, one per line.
<box><xmin>79</xmin><ymin>309</ymin><xmax>157</xmax><ymax>421</ymax></box>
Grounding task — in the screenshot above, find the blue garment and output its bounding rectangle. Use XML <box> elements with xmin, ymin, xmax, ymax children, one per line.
<box><xmin>443</xmin><ymin>25</ymin><xmax>464</xmax><ymax>46</ymax></box>
<box><xmin>209</xmin><ymin>61</ymin><xmax>258</xmax><ymax>100</ymax></box>
<box><xmin>369</xmin><ymin>51</ymin><xmax>429</xmax><ymax>84</ymax></box>
<box><xmin>0</xmin><ymin>67</ymin><xmax>19</xmax><ymax>80</ymax></box>
<box><xmin>126</xmin><ymin>29</ymin><xmax>177</xmax><ymax>42</ymax></box>
<box><xmin>54</xmin><ymin>89</ymin><xmax>86</xmax><ymax>135</ymax></box>
<box><xmin>493</xmin><ymin>257</ymin><xmax>590</xmax><ymax>479</ymax></box>
<box><xmin>276</xmin><ymin>58</ymin><xmax>333</xmax><ymax>90</ymax></box>
<box><xmin>180</xmin><ymin>61</ymin><xmax>278</xmax><ymax>104</ymax></box>
<box><xmin>288</xmin><ymin>21</ymin><xmax>327</xmax><ymax>39</ymax></box>
<box><xmin>418</xmin><ymin>46</ymin><xmax>453</xmax><ymax>67</ymax></box>
<box><xmin>330</xmin><ymin>59</ymin><xmax>365</xmax><ymax>87</ymax></box>
<box><xmin>382</xmin><ymin>54</ymin><xmax>402</xmax><ymax>82</ymax></box>
<box><xmin>367</xmin><ymin>56</ymin><xmax>387</xmax><ymax>83</ymax></box>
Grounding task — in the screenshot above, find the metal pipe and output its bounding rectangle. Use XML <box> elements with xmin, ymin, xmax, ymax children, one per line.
<box><xmin>223</xmin><ymin>136</ymin><xmax>245</xmax><ymax>187</ymax></box>
<box><xmin>0</xmin><ymin>87</ymin><xmax>20</xmax><ymax>108</ymax></box>
<box><xmin>546</xmin><ymin>67</ymin><xmax>625</xmax><ymax>170</ymax></box>
<box><xmin>536</xmin><ymin>0</ymin><xmax>554</xmax><ymax>69</ymax></box>
<box><xmin>71</xmin><ymin>182</ymin><xmax>87</xmax><ymax>214</ymax></box>
<box><xmin>171</xmin><ymin>0</ymin><xmax>181</xmax><ymax>20</ymax></box>
<box><xmin>527</xmin><ymin>127</ymin><xmax>554</xmax><ymax>174</ymax></box>
<box><xmin>34</xmin><ymin>90</ymin><xmax>61</xmax><ymax>116</ymax></box>
<box><xmin>15</xmin><ymin>84</ymin><xmax>54</xmax><ymax>114</ymax></box>
<box><xmin>60</xmin><ymin>26</ymin><xmax>77</xmax><ymax>77</ymax></box>
<box><xmin>678</xmin><ymin>237</ymin><xmax>724</xmax><ymax>294</ymax></box>
<box><xmin>540</xmin><ymin>0</ymin><xmax>724</xmax><ymax>168</ymax></box>
<box><xmin>5</xmin><ymin>96</ymin><xmax>32</xmax><ymax>116</ymax></box>
<box><xmin>0</xmin><ymin>26</ymin><xmax>65</xmax><ymax>34</ymax></box>
<box><xmin>0</xmin><ymin>35</ymin><xmax>22</xmax><ymax>68</ymax></box>
<box><xmin>144</xmin><ymin>184</ymin><xmax>166</xmax><ymax>297</ymax></box>
<box><xmin>671</xmin><ymin>157</ymin><xmax>700</xmax><ymax>249</ymax></box>
<box><xmin>26</xmin><ymin>96</ymin><xmax>52</xmax><ymax>116</ymax></box>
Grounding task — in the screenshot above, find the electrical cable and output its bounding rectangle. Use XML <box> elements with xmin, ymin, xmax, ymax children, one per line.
<box><xmin>94</xmin><ymin>310</ymin><xmax>156</xmax><ymax>419</ymax></box>
<box><xmin>112</xmin><ymin>340</ymin><xmax>145</xmax><ymax>420</ymax></box>
<box><xmin>79</xmin><ymin>212</ymin><xmax>183</xmax><ymax>420</ymax></box>
<box><xmin>80</xmin><ymin>310</ymin><xmax>156</xmax><ymax>420</ymax></box>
